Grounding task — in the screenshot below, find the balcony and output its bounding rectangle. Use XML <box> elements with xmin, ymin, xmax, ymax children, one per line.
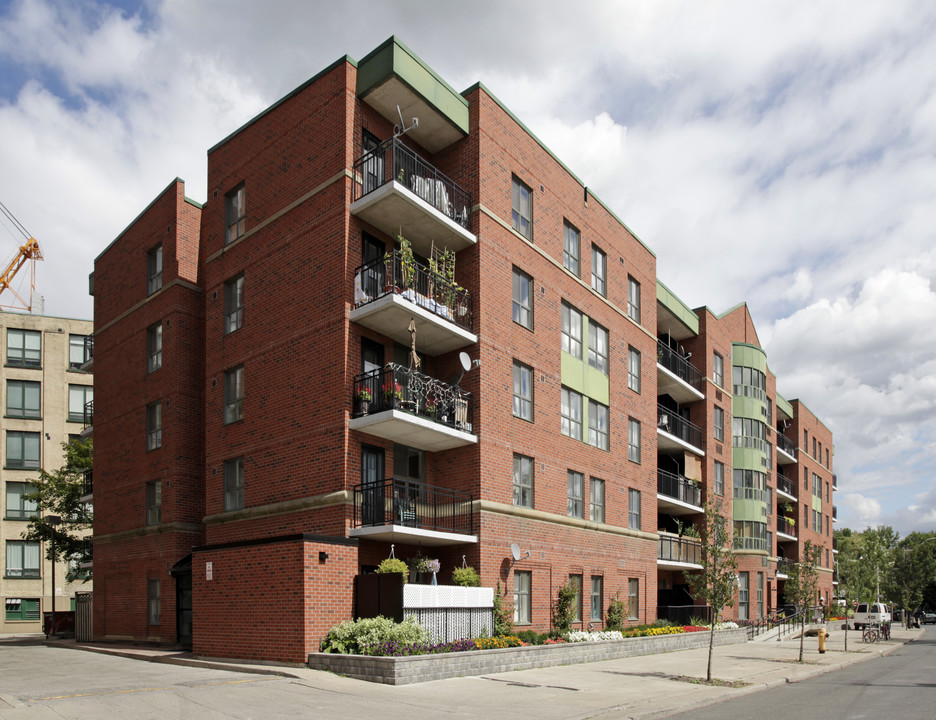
<box><xmin>78</xmin><ymin>540</ymin><xmax>93</xmax><ymax>571</ymax></box>
<box><xmin>656</xmin><ymin>469</ymin><xmax>702</xmax><ymax>515</ymax></box>
<box><xmin>351</xmin><ymin>251</ymin><xmax>476</xmax><ymax>356</ymax></box>
<box><xmin>656</xmin><ymin>404</ymin><xmax>705</xmax><ymax>455</ymax></box>
<box><xmin>776</xmin><ymin>516</ymin><xmax>797</xmax><ymax>539</ymax></box>
<box><xmin>657</xmin><ymin>533</ymin><xmax>702</xmax><ymax>569</ymax></box>
<box><xmin>776</xmin><ymin>473</ymin><xmax>797</xmax><ymax>500</ymax></box>
<box><xmin>351</xmin><ymin>137</ymin><xmax>475</xmax><ymax>260</ymax></box>
<box><xmin>80</xmin><ymin>469</ymin><xmax>93</xmax><ymax>502</ymax></box>
<box><xmin>833</xmin><ymin>505</ymin><xmax>838</xmax><ymax>522</ymax></box>
<box><xmin>656</xmin><ymin>341</ymin><xmax>704</xmax><ymax>404</ymax></box>
<box><xmin>776</xmin><ymin>558</ymin><xmax>796</xmax><ymax>578</ymax></box>
<box><xmin>349</xmin><ymin>364</ymin><xmax>476</xmax><ymax>452</ymax></box>
<box><xmin>76</xmin><ymin>335</ymin><xmax>93</xmax><ymax>371</ymax></box>
<box><xmin>350</xmin><ymin>478</ymin><xmax>476</xmax><ymax>546</ymax></box>
<box><xmin>833</xmin><ymin>474</ymin><xmax>838</xmax><ymax>490</ymax></box>
<box><xmin>776</xmin><ymin>432</ymin><xmax>796</xmax><ymax>464</ymax></box>
<box><xmin>80</xmin><ymin>400</ymin><xmax>93</xmax><ymax>438</ymax></box>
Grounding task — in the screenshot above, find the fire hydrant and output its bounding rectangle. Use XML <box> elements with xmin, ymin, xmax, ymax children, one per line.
<box><xmin>818</xmin><ymin>628</ymin><xmax>827</xmax><ymax>654</ymax></box>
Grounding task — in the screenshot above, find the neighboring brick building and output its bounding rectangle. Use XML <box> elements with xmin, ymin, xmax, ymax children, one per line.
<box><xmin>89</xmin><ymin>37</ymin><xmax>834</xmax><ymax>661</ymax></box>
<box><xmin>0</xmin><ymin>311</ymin><xmax>93</xmax><ymax>633</ymax></box>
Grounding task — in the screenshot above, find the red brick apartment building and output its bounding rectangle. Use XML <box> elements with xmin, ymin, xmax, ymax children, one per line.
<box><xmin>88</xmin><ymin>37</ymin><xmax>835</xmax><ymax>662</ymax></box>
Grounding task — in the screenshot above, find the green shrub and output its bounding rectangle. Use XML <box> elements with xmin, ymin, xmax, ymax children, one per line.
<box><xmin>376</xmin><ymin>557</ymin><xmax>409</xmax><ymax>583</ymax></box>
<box><xmin>552</xmin><ymin>579</ymin><xmax>578</xmax><ymax>633</ymax></box>
<box><xmin>493</xmin><ymin>582</ymin><xmax>514</xmax><ymax>636</ymax></box>
<box><xmin>319</xmin><ymin>616</ymin><xmax>429</xmax><ymax>654</ymax></box>
<box><xmin>515</xmin><ymin>629</ymin><xmax>549</xmax><ymax>645</ymax></box>
<box><xmin>606</xmin><ymin>593</ymin><xmax>626</xmax><ymax>631</ymax></box>
<box><xmin>452</xmin><ymin>566</ymin><xmax>481</xmax><ymax>587</ymax></box>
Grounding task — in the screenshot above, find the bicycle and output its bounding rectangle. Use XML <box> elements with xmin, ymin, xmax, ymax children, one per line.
<box><xmin>863</xmin><ymin>624</ymin><xmax>880</xmax><ymax>643</ymax></box>
<box><xmin>880</xmin><ymin>621</ymin><xmax>891</xmax><ymax>640</ymax></box>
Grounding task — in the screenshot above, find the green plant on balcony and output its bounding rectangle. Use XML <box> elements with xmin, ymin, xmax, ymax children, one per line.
<box><xmin>398</xmin><ymin>234</ymin><xmax>415</xmax><ymax>289</ymax></box>
<box><xmin>376</xmin><ymin>557</ymin><xmax>409</xmax><ymax>583</ymax></box>
<box><xmin>452</xmin><ymin>565</ymin><xmax>481</xmax><ymax>587</ymax></box>
<box><xmin>355</xmin><ymin>387</ymin><xmax>372</xmax><ymax>414</ymax></box>
<box><xmin>382</xmin><ymin>381</ymin><xmax>403</xmax><ymax>407</ymax></box>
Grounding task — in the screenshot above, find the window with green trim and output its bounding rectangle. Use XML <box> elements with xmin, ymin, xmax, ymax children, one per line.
<box><xmin>5</xmin><ymin>598</ymin><xmax>39</xmax><ymax>621</ymax></box>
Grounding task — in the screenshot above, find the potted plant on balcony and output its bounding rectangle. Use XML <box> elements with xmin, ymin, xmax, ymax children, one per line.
<box><xmin>382</xmin><ymin>381</ymin><xmax>403</xmax><ymax>408</ymax></box>
<box><xmin>398</xmin><ymin>234</ymin><xmax>415</xmax><ymax>290</ymax></box>
<box><xmin>452</xmin><ymin>565</ymin><xmax>481</xmax><ymax>587</ymax></box>
<box><xmin>377</xmin><ymin>557</ymin><xmax>409</xmax><ymax>584</ymax></box>
<box><xmin>355</xmin><ymin>387</ymin><xmax>372</xmax><ymax>415</ymax></box>
<box><xmin>409</xmin><ymin>554</ymin><xmax>441</xmax><ymax>584</ymax></box>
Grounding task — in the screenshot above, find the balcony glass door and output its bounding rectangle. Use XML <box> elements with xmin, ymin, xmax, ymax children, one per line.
<box><xmin>361</xmin><ymin>445</ymin><xmax>384</xmax><ymax>526</ymax></box>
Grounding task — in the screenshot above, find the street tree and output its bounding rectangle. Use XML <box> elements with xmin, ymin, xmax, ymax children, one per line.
<box><xmin>685</xmin><ymin>496</ymin><xmax>738</xmax><ymax>682</ymax></box>
<box><xmin>784</xmin><ymin>540</ymin><xmax>822</xmax><ymax>662</ymax></box>
<box><xmin>23</xmin><ymin>438</ymin><xmax>93</xmax><ymax>582</ymax></box>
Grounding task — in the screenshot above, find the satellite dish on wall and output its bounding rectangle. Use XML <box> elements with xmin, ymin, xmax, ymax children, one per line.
<box><xmin>459</xmin><ymin>352</ymin><xmax>471</xmax><ymax>372</ymax></box>
<box><xmin>510</xmin><ymin>543</ymin><xmax>522</xmax><ymax>562</ymax></box>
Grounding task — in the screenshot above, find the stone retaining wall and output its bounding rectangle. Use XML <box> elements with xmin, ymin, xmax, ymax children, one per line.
<box><xmin>307</xmin><ymin>628</ymin><xmax>748</xmax><ymax>685</ymax></box>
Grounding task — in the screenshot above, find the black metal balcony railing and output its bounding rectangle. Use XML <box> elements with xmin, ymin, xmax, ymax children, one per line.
<box><xmin>656</xmin><ymin>341</ymin><xmax>703</xmax><ymax>392</ymax></box>
<box><xmin>832</xmin><ymin>474</ymin><xmax>838</xmax><ymax>489</ymax></box>
<box><xmin>83</xmin><ymin>400</ymin><xmax>93</xmax><ymax>429</ymax></box>
<box><xmin>353</xmin><ymin>478</ymin><xmax>474</xmax><ymax>535</ymax></box>
<box><xmin>658</xmin><ymin>534</ymin><xmax>702</xmax><ymax>565</ymax></box>
<box><xmin>657</xmin><ymin>469</ymin><xmax>702</xmax><ymax>508</ymax></box>
<box><xmin>777</xmin><ymin>433</ymin><xmax>796</xmax><ymax>457</ymax></box>
<box><xmin>352</xmin><ymin>137</ymin><xmax>472</xmax><ymax>232</ymax></box>
<box><xmin>82</xmin><ymin>469</ymin><xmax>93</xmax><ymax>497</ymax></box>
<box><xmin>776</xmin><ymin>558</ymin><xmax>796</xmax><ymax>576</ymax></box>
<box><xmin>354</xmin><ymin>251</ymin><xmax>473</xmax><ymax>332</ymax></box>
<box><xmin>776</xmin><ymin>516</ymin><xmax>797</xmax><ymax>536</ymax></box>
<box><xmin>833</xmin><ymin>506</ymin><xmax>838</xmax><ymax>520</ymax></box>
<box><xmin>84</xmin><ymin>335</ymin><xmax>94</xmax><ymax>363</ymax></box>
<box><xmin>352</xmin><ymin>364</ymin><xmax>474</xmax><ymax>433</ymax></box>
<box><xmin>777</xmin><ymin>473</ymin><xmax>797</xmax><ymax>498</ymax></box>
<box><xmin>657</xmin><ymin>404</ymin><xmax>704</xmax><ymax>450</ymax></box>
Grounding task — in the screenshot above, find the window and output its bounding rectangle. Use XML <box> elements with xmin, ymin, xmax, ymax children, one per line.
<box><xmin>511</xmin><ymin>267</ymin><xmax>533</xmax><ymax>330</ymax></box>
<box><xmin>225</xmin><ymin>183</ymin><xmax>246</xmax><ymax>245</ymax></box>
<box><xmin>757</xmin><ymin>572</ymin><xmax>764</xmax><ymax>619</ymax></box>
<box><xmin>803</xmin><ymin>504</ymin><xmax>809</xmax><ymax>530</ymax></box>
<box><xmin>512</xmin><ymin>361</ymin><xmax>533</xmax><ymax>421</ymax></box>
<box><xmin>628</xmin><ymin>578</ymin><xmax>639</xmax><ymax>619</ymax></box>
<box><xmin>587</xmin><ymin>321</ymin><xmax>609</xmax><ymax>374</ymax></box>
<box><xmin>567</xmin><ymin>470</ymin><xmax>584</xmax><ymax>518</ymax></box>
<box><xmin>628</xmin><ymin>418</ymin><xmax>641</xmax><ymax>463</ymax></box>
<box><xmin>826</xmin><ymin>448</ymin><xmax>830</xmax><ymax>467</ymax></box>
<box><xmin>69</xmin><ymin>335</ymin><xmax>90</xmax><ymax>369</ymax></box>
<box><xmin>147</xmin><ymin>578</ymin><xmax>160</xmax><ymax>625</ymax></box>
<box><xmin>561</xmin><ymin>302</ymin><xmax>582</xmax><ymax>358</ymax></box>
<box><xmin>224</xmin><ymin>366</ymin><xmax>244</xmax><ymax>424</ymax></box>
<box><xmin>146</xmin><ymin>402</ymin><xmax>162</xmax><ymax>451</ymax></box>
<box><xmin>714</xmin><ymin>406</ymin><xmax>725</xmax><ymax>442</ymax></box>
<box><xmin>713</xmin><ymin>352</ymin><xmax>724</xmax><ymax>388</ymax></box>
<box><xmin>5</xmin><ymin>482</ymin><xmax>37</xmax><ymax>520</ymax></box>
<box><xmin>147</xmin><ymin>323</ymin><xmax>162</xmax><ymax>372</ymax></box>
<box><xmin>147</xmin><ymin>244</ymin><xmax>162</xmax><ymax>295</ymax></box>
<box><xmin>591</xmin><ymin>245</ymin><xmax>606</xmax><ymax>296</ymax></box>
<box><xmin>224</xmin><ymin>457</ymin><xmax>244</xmax><ymax>511</ymax></box>
<box><xmin>714</xmin><ymin>461</ymin><xmax>725</xmax><ymax>496</ymax></box>
<box><xmin>513</xmin><ymin>570</ymin><xmax>531</xmax><ymax>624</ymax></box>
<box><xmin>511</xmin><ymin>177</ymin><xmax>532</xmax><ymax>239</ymax></box>
<box><xmin>590</xmin><ymin>477</ymin><xmax>605</xmax><ymax>523</ymax></box>
<box><xmin>6</xmin><ymin>431</ymin><xmax>39</xmax><ymax>469</ymax></box>
<box><xmin>225</xmin><ymin>274</ymin><xmax>245</xmax><ymax>334</ymax></box>
<box><xmin>738</xmin><ymin>572</ymin><xmax>749</xmax><ymax>621</ymax></box>
<box><xmin>813</xmin><ymin>437</ymin><xmax>817</xmax><ymax>458</ymax></box>
<box><xmin>512</xmin><ymin>454</ymin><xmax>534</xmax><ymax>508</ymax></box>
<box><xmin>628</xmin><ymin>347</ymin><xmax>641</xmax><ymax>392</ymax></box>
<box><xmin>587</xmin><ymin>400</ymin><xmax>609</xmax><ymax>450</ymax></box>
<box><xmin>4</xmin><ymin>597</ymin><xmax>39</xmax><ymax>621</ymax></box>
<box><xmin>6</xmin><ymin>329</ymin><xmax>40</xmax><ymax>367</ymax></box>
<box><xmin>145</xmin><ymin>480</ymin><xmax>162</xmax><ymax>525</ymax></box>
<box><xmin>627</xmin><ymin>276</ymin><xmax>641</xmax><ymax>323</ymax></box>
<box><xmin>68</xmin><ymin>385</ymin><xmax>93</xmax><ymax>423</ymax></box>
<box><xmin>569</xmin><ymin>574</ymin><xmax>583</xmax><ymax>622</ymax></box>
<box><xmin>591</xmin><ymin>576</ymin><xmax>603</xmax><ymax>620</ymax></box>
<box><xmin>804</xmin><ymin>429</ymin><xmax>808</xmax><ymax>450</ymax></box>
<box><xmin>5</xmin><ymin>541</ymin><xmax>39</xmax><ymax>578</ymax></box>
<box><xmin>563</xmin><ymin>221</ymin><xmax>580</xmax><ymax>276</ymax></box>
<box><xmin>561</xmin><ymin>387</ymin><xmax>582</xmax><ymax>440</ymax></box>
<box><xmin>628</xmin><ymin>489</ymin><xmax>641</xmax><ymax>529</ymax></box>
<box><xmin>6</xmin><ymin>380</ymin><xmax>40</xmax><ymax>418</ymax></box>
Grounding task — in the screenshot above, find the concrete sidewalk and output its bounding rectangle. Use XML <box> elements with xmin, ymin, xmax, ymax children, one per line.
<box><xmin>34</xmin><ymin>625</ymin><xmax>925</xmax><ymax>720</ymax></box>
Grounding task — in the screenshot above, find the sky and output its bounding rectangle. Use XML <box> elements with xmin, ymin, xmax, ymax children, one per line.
<box><xmin>1</xmin><ymin>0</ymin><xmax>935</xmax><ymax>536</ymax></box>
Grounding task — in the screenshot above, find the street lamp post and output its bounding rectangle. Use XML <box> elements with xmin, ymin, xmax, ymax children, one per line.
<box><xmin>46</xmin><ymin>515</ymin><xmax>61</xmax><ymax>637</ymax></box>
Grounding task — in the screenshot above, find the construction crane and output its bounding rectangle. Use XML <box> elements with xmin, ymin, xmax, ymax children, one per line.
<box><xmin>0</xmin><ymin>201</ymin><xmax>43</xmax><ymax>312</ymax></box>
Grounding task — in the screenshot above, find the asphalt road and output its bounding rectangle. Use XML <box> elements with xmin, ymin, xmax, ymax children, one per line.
<box><xmin>664</xmin><ymin>628</ymin><xmax>936</xmax><ymax>720</ymax></box>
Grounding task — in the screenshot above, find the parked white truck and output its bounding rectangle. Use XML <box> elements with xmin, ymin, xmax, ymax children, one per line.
<box><xmin>852</xmin><ymin>602</ymin><xmax>891</xmax><ymax>629</ymax></box>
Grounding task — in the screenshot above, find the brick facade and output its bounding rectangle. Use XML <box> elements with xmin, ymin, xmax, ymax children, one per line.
<box><xmin>90</xmin><ymin>37</ymin><xmax>834</xmax><ymax>659</ymax></box>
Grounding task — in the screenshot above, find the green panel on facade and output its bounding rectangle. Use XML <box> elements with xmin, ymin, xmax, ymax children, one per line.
<box><xmin>776</xmin><ymin>393</ymin><xmax>794</xmax><ymax>419</ymax></box>
<box><xmin>733</xmin><ymin>395</ymin><xmax>767</xmax><ymax>420</ymax></box>
<box><xmin>561</xmin><ymin>351</ymin><xmax>587</xmax><ymax>395</ymax></box>
<box><xmin>812</xmin><ymin>495</ymin><xmax>823</xmax><ymax>512</ymax></box>
<box><xmin>356</xmin><ymin>37</ymin><xmax>470</xmax><ymax>135</ymax></box>
<box><xmin>731</xmin><ymin>343</ymin><xmax>768</xmax><ymax>373</ymax></box>
<box><xmin>732</xmin><ymin>447</ymin><xmax>768</xmax><ymax>471</ymax></box>
<box><xmin>656</xmin><ymin>281</ymin><xmax>700</xmax><ymax>335</ymax></box>
<box><xmin>733</xmin><ymin>498</ymin><xmax>767</xmax><ymax>523</ymax></box>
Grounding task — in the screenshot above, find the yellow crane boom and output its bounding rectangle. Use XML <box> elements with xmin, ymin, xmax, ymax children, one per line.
<box><xmin>0</xmin><ymin>236</ymin><xmax>42</xmax><ymax>312</ymax></box>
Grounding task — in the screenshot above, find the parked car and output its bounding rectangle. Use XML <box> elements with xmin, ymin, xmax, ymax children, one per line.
<box><xmin>923</xmin><ymin>612</ymin><xmax>936</xmax><ymax>624</ymax></box>
<box><xmin>852</xmin><ymin>602</ymin><xmax>891</xmax><ymax>630</ymax></box>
